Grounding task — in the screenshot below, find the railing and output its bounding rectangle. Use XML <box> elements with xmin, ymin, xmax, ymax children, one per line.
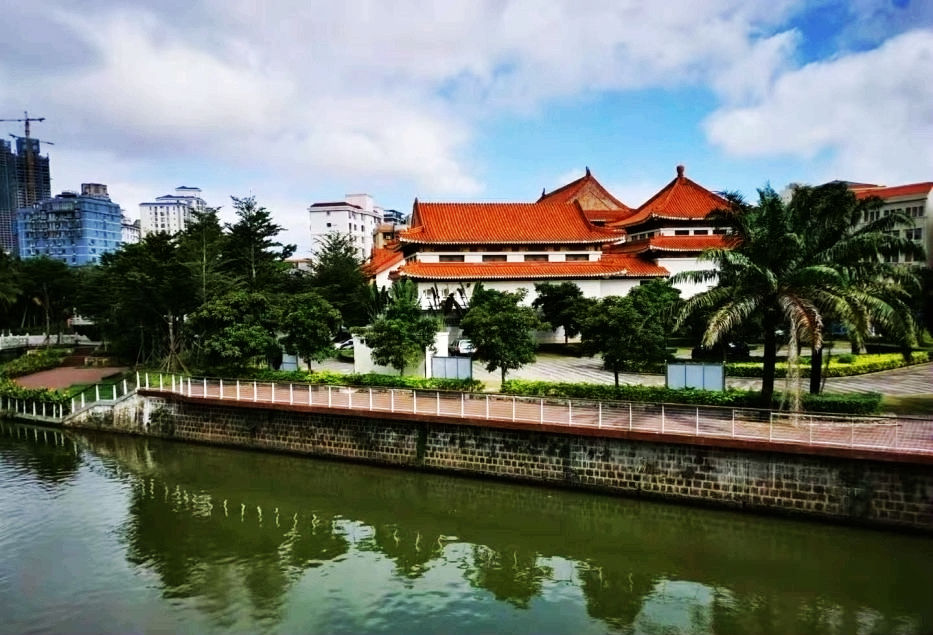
<box><xmin>135</xmin><ymin>373</ymin><xmax>933</xmax><ymax>457</ymax></box>
<box><xmin>0</xmin><ymin>333</ymin><xmax>91</xmax><ymax>350</ymax></box>
<box><xmin>3</xmin><ymin>372</ymin><xmax>931</xmax><ymax>457</ymax></box>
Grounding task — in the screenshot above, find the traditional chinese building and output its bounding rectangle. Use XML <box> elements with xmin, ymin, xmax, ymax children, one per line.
<box><xmin>368</xmin><ymin>165</ymin><xmax>732</xmax><ymax>307</ymax></box>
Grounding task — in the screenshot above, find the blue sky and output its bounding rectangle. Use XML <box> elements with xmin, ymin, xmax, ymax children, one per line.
<box><xmin>2</xmin><ymin>0</ymin><xmax>931</xmax><ymax>254</ymax></box>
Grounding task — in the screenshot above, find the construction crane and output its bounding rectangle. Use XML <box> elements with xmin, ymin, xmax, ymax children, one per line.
<box><xmin>0</xmin><ymin>111</ymin><xmax>46</xmax><ymax>138</ymax></box>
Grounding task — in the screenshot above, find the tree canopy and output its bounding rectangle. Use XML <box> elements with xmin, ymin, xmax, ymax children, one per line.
<box><xmin>532</xmin><ymin>282</ymin><xmax>588</xmax><ymax>343</ymax></box>
<box><xmin>460</xmin><ymin>285</ymin><xmax>543</xmax><ymax>384</ymax></box>
<box><xmin>365</xmin><ymin>280</ymin><xmax>439</xmax><ymax>375</ymax></box>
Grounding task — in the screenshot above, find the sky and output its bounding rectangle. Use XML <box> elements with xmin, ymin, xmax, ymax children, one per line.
<box><xmin>2</xmin><ymin>0</ymin><xmax>931</xmax><ymax>255</ymax></box>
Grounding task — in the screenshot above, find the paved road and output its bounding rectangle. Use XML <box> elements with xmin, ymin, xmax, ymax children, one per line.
<box><xmin>308</xmin><ymin>355</ymin><xmax>931</xmax><ymax>395</ymax></box>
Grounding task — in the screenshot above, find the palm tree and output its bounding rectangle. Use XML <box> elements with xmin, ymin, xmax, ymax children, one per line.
<box><xmin>786</xmin><ymin>182</ymin><xmax>923</xmax><ymax>393</ymax></box>
<box><xmin>676</xmin><ymin>184</ymin><xmax>922</xmax><ymax>406</ymax></box>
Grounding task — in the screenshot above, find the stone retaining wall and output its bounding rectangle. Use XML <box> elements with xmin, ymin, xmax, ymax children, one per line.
<box><xmin>65</xmin><ymin>393</ymin><xmax>933</xmax><ymax>532</ymax></box>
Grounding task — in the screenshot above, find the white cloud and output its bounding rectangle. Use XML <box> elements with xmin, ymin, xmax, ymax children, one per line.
<box><xmin>704</xmin><ymin>29</ymin><xmax>933</xmax><ymax>183</ymax></box>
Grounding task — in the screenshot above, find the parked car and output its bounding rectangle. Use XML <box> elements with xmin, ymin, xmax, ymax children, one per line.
<box><xmin>336</xmin><ymin>339</ymin><xmax>354</xmax><ymax>350</ymax></box>
<box><xmin>449</xmin><ymin>339</ymin><xmax>475</xmax><ymax>356</ymax></box>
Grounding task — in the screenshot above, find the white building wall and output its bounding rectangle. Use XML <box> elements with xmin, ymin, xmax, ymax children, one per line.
<box><xmin>309</xmin><ymin>196</ymin><xmax>382</xmax><ymax>260</ymax></box>
<box><xmin>656</xmin><ymin>256</ymin><xmax>711</xmax><ymax>299</ymax></box>
<box><xmin>139</xmin><ymin>187</ymin><xmax>206</xmax><ymax>237</ymax></box>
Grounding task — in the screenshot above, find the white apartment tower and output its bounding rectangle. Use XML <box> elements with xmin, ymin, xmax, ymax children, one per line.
<box><xmin>308</xmin><ymin>193</ymin><xmax>382</xmax><ymax>260</ymax></box>
<box><xmin>139</xmin><ymin>186</ymin><xmax>207</xmax><ymax>237</ymax></box>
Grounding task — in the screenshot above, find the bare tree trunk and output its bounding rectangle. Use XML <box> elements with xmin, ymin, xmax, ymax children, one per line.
<box><xmin>809</xmin><ymin>345</ymin><xmax>822</xmax><ymax>394</ymax></box>
<box><xmin>614</xmin><ymin>369</ymin><xmax>619</xmax><ymax>388</ymax></box>
<box><xmin>761</xmin><ymin>316</ymin><xmax>778</xmax><ymax>406</ymax></box>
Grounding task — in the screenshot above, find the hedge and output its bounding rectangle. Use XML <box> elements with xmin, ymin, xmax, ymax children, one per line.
<box><xmin>500</xmin><ymin>379</ymin><xmax>882</xmax><ymax>415</ymax></box>
<box><xmin>725</xmin><ymin>351</ymin><xmax>929</xmax><ymax>378</ymax></box>
<box><xmin>0</xmin><ymin>348</ymin><xmax>70</xmax><ymax>379</ymax></box>
<box><xmin>0</xmin><ymin>379</ymin><xmax>70</xmax><ymax>405</ymax></box>
<box><xmin>144</xmin><ymin>368</ymin><xmax>485</xmax><ymax>393</ymax></box>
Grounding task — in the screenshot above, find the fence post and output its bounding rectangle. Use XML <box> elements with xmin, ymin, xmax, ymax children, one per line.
<box><xmin>461</xmin><ymin>393</ymin><xmax>465</xmax><ymax>417</ymax></box>
<box><xmin>850</xmin><ymin>421</ymin><xmax>854</xmax><ymax>448</ymax></box>
<box><xmin>512</xmin><ymin>397</ymin><xmax>516</xmax><ymax>422</ymax></box>
<box><xmin>71</xmin><ymin>397</ymin><xmax>75</xmax><ymax>412</ymax></box>
<box><xmin>568</xmin><ymin>400</ymin><xmax>572</xmax><ymax>425</ymax></box>
<box><xmin>81</xmin><ymin>393</ymin><xmax>85</xmax><ymax>408</ymax></box>
<box><xmin>290</xmin><ymin>383</ymin><xmax>294</xmax><ymax>405</ymax></box>
<box><xmin>695</xmin><ymin>407</ymin><xmax>699</xmax><ymax>436</ymax></box>
<box><xmin>369</xmin><ymin>388</ymin><xmax>373</xmax><ymax>411</ymax></box>
<box><xmin>136</xmin><ymin>372</ymin><xmax>140</xmax><ymax>389</ymax></box>
<box><xmin>203</xmin><ymin>378</ymin><xmax>207</xmax><ymax>397</ymax></box>
<box><xmin>540</xmin><ymin>399</ymin><xmax>544</xmax><ymax>424</ymax></box>
<box><xmin>187</xmin><ymin>378</ymin><xmax>192</xmax><ymax>398</ymax></box>
<box><xmin>661</xmin><ymin>405</ymin><xmax>665</xmax><ymax>433</ymax></box>
<box><xmin>236</xmin><ymin>380</ymin><xmax>241</xmax><ymax>401</ymax></box>
<box><xmin>769</xmin><ymin>414</ymin><xmax>773</xmax><ymax>442</ymax></box>
<box><xmin>629</xmin><ymin>403</ymin><xmax>633</xmax><ymax>431</ymax></box>
<box><xmin>271</xmin><ymin>383</ymin><xmax>276</xmax><ymax>403</ymax></box>
<box><xmin>348</xmin><ymin>388</ymin><xmax>352</xmax><ymax>409</ymax></box>
<box><xmin>894</xmin><ymin>423</ymin><xmax>899</xmax><ymax>450</ymax></box>
<box><xmin>112</xmin><ymin>385</ymin><xmax>117</xmax><ymax>400</ymax></box>
<box><xmin>32</xmin><ymin>401</ymin><xmax>36</xmax><ymax>416</ymax></box>
<box><xmin>328</xmin><ymin>386</ymin><xmax>332</xmax><ymax>408</ymax></box>
<box><xmin>42</xmin><ymin>402</ymin><xmax>46</xmax><ymax>417</ymax></box>
<box><xmin>485</xmin><ymin>395</ymin><xmax>489</xmax><ymax>419</ymax></box>
<box><xmin>390</xmin><ymin>389</ymin><xmax>394</xmax><ymax>412</ymax></box>
<box><xmin>598</xmin><ymin>402</ymin><xmax>602</xmax><ymax>429</ymax></box>
<box><xmin>219</xmin><ymin>379</ymin><xmax>224</xmax><ymax>400</ymax></box>
<box><xmin>123</xmin><ymin>379</ymin><xmax>128</xmax><ymax>395</ymax></box>
<box><xmin>809</xmin><ymin>422</ymin><xmax>813</xmax><ymax>445</ymax></box>
<box><xmin>413</xmin><ymin>390</ymin><xmax>417</xmax><ymax>414</ymax></box>
<box><xmin>253</xmin><ymin>381</ymin><xmax>258</xmax><ymax>402</ymax></box>
<box><xmin>309</xmin><ymin>385</ymin><xmax>313</xmax><ymax>406</ymax></box>
<box><xmin>160</xmin><ymin>374</ymin><xmax>164</xmax><ymax>390</ymax></box>
<box><xmin>95</xmin><ymin>385</ymin><xmax>100</xmax><ymax>402</ymax></box>
<box><xmin>146</xmin><ymin>373</ymin><xmax>150</xmax><ymax>389</ymax></box>
<box><xmin>436</xmin><ymin>391</ymin><xmax>440</xmax><ymax>416</ymax></box>
<box><xmin>731</xmin><ymin>409</ymin><xmax>735</xmax><ymax>437</ymax></box>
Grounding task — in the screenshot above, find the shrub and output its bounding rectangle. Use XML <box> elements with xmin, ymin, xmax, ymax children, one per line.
<box><xmin>724</xmin><ymin>352</ymin><xmax>928</xmax><ymax>378</ymax></box>
<box><xmin>500</xmin><ymin>379</ymin><xmax>882</xmax><ymax>415</ymax></box>
<box><xmin>0</xmin><ymin>379</ymin><xmax>70</xmax><ymax>405</ymax></box>
<box><xmin>157</xmin><ymin>367</ymin><xmax>486</xmax><ymax>393</ymax></box>
<box><xmin>0</xmin><ymin>348</ymin><xmax>70</xmax><ymax>379</ymax></box>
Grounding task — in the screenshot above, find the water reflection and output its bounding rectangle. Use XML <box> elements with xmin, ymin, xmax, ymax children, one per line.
<box><xmin>2</xmin><ymin>421</ymin><xmax>932</xmax><ymax>635</ymax></box>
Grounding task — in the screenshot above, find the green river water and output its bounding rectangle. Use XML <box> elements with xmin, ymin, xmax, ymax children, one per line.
<box><xmin>1</xmin><ymin>421</ymin><xmax>932</xmax><ymax>634</ymax></box>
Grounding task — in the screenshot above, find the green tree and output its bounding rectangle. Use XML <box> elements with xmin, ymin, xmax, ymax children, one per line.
<box><xmin>175</xmin><ymin>207</ymin><xmax>228</xmax><ymax>304</ymax></box>
<box><xmin>0</xmin><ymin>251</ymin><xmax>22</xmax><ymax>320</ymax></box>
<box><xmin>280</xmin><ymin>292</ymin><xmax>342</xmax><ymax>365</ymax></box>
<box><xmin>460</xmin><ymin>286</ymin><xmax>543</xmax><ymax>384</ymax></box>
<box><xmin>77</xmin><ymin>235</ymin><xmax>197</xmax><ymax>369</ymax></box>
<box><xmin>532</xmin><ymin>282</ymin><xmax>587</xmax><ymax>343</ymax></box>
<box><xmin>676</xmin><ymin>185</ymin><xmax>921</xmax><ymax>406</ymax></box>
<box><xmin>186</xmin><ymin>291</ymin><xmax>282</xmax><ymax>369</ymax></box>
<box><xmin>580</xmin><ymin>296</ymin><xmax>667</xmax><ymax>387</ymax></box>
<box><xmin>311</xmin><ymin>232</ymin><xmax>369</xmax><ymax>327</ymax></box>
<box><xmin>17</xmin><ymin>257</ymin><xmax>76</xmax><ymax>344</ymax></box>
<box><xmin>222</xmin><ymin>196</ymin><xmax>295</xmax><ymax>292</ymax></box>
<box><xmin>365</xmin><ymin>280</ymin><xmax>439</xmax><ymax>375</ymax></box>
<box><xmin>785</xmin><ymin>182</ymin><xmax>922</xmax><ymax>393</ymax></box>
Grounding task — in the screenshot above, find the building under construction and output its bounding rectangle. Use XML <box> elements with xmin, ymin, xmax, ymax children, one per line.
<box><xmin>0</xmin><ymin>113</ymin><xmax>53</xmax><ymax>253</ymax></box>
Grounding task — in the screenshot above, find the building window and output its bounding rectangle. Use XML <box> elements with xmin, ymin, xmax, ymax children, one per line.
<box><xmin>906</xmin><ymin>228</ymin><xmax>922</xmax><ymax>240</ymax></box>
<box><xmin>693</xmin><ymin>229</ymin><xmax>709</xmax><ymax>235</ymax></box>
<box><xmin>439</xmin><ymin>255</ymin><xmax>465</xmax><ymax>262</ymax></box>
<box><xmin>482</xmin><ymin>254</ymin><xmax>507</xmax><ymax>262</ymax></box>
<box><xmin>565</xmin><ymin>254</ymin><xmax>589</xmax><ymax>261</ymax></box>
<box><xmin>674</xmin><ymin>230</ymin><xmax>690</xmax><ymax>236</ymax></box>
<box><xmin>524</xmin><ymin>254</ymin><xmax>548</xmax><ymax>262</ymax></box>
<box><xmin>713</xmin><ymin>228</ymin><xmax>727</xmax><ymax>235</ymax></box>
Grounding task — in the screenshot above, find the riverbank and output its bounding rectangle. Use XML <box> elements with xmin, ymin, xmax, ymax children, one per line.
<box><xmin>49</xmin><ymin>388</ymin><xmax>933</xmax><ymax>533</ymax></box>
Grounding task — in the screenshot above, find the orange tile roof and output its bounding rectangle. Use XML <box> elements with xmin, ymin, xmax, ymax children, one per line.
<box><xmin>401</xmin><ymin>201</ymin><xmax>622</xmax><ymax>245</ymax></box>
<box><xmin>609</xmin><ymin>234</ymin><xmax>738</xmax><ymax>254</ymax></box>
<box><xmin>610</xmin><ymin>165</ymin><xmax>729</xmax><ymax>229</ymax></box>
<box><xmin>852</xmin><ymin>182</ymin><xmax>933</xmax><ymax>200</ymax></box>
<box><xmin>538</xmin><ymin>167</ymin><xmax>633</xmax><ymax>212</ymax></box>
<box><xmin>365</xmin><ymin>246</ymin><xmax>404</xmax><ymax>276</ymax></box>
<box><xmin>398</xmin><ymin>254</ymin><xmax>667</xmax><ymax>281</ymax></box>
<box><xmin>583</xmin><ymin>209</ymin><xmax>634</xmax><ymax>225</ymax></box>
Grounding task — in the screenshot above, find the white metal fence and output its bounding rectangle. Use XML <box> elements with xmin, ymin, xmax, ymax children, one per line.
<box><xmin>3</xmin><ymin>372</ymin><xmax>931</xmax><ymax>456</ymax></box>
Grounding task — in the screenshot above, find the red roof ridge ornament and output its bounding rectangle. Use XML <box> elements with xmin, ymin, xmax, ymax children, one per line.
<box><xmin>676</xmin><ymin>164</ymin><xmax>685</xmax><ymax>179</ymax></box>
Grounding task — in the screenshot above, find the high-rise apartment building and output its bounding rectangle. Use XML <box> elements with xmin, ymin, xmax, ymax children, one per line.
<box><xmin>0</xmin><ymin>140</ymin><xmax>16</xmax><ymax>252</ymax></box>
<box><xmin>16</xmin><ymin>183</ymin><xmax>122</xmax><ymax>266</ymax></box>
<box><xmin>309</xmin><ymin>193</ymin><xmax>382</xmax><ymax>260</ymax></box>
<box><xmin>139</xmin><ymin>186</ymin><xmax>206</xmax><ymax>236</ymax></box>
